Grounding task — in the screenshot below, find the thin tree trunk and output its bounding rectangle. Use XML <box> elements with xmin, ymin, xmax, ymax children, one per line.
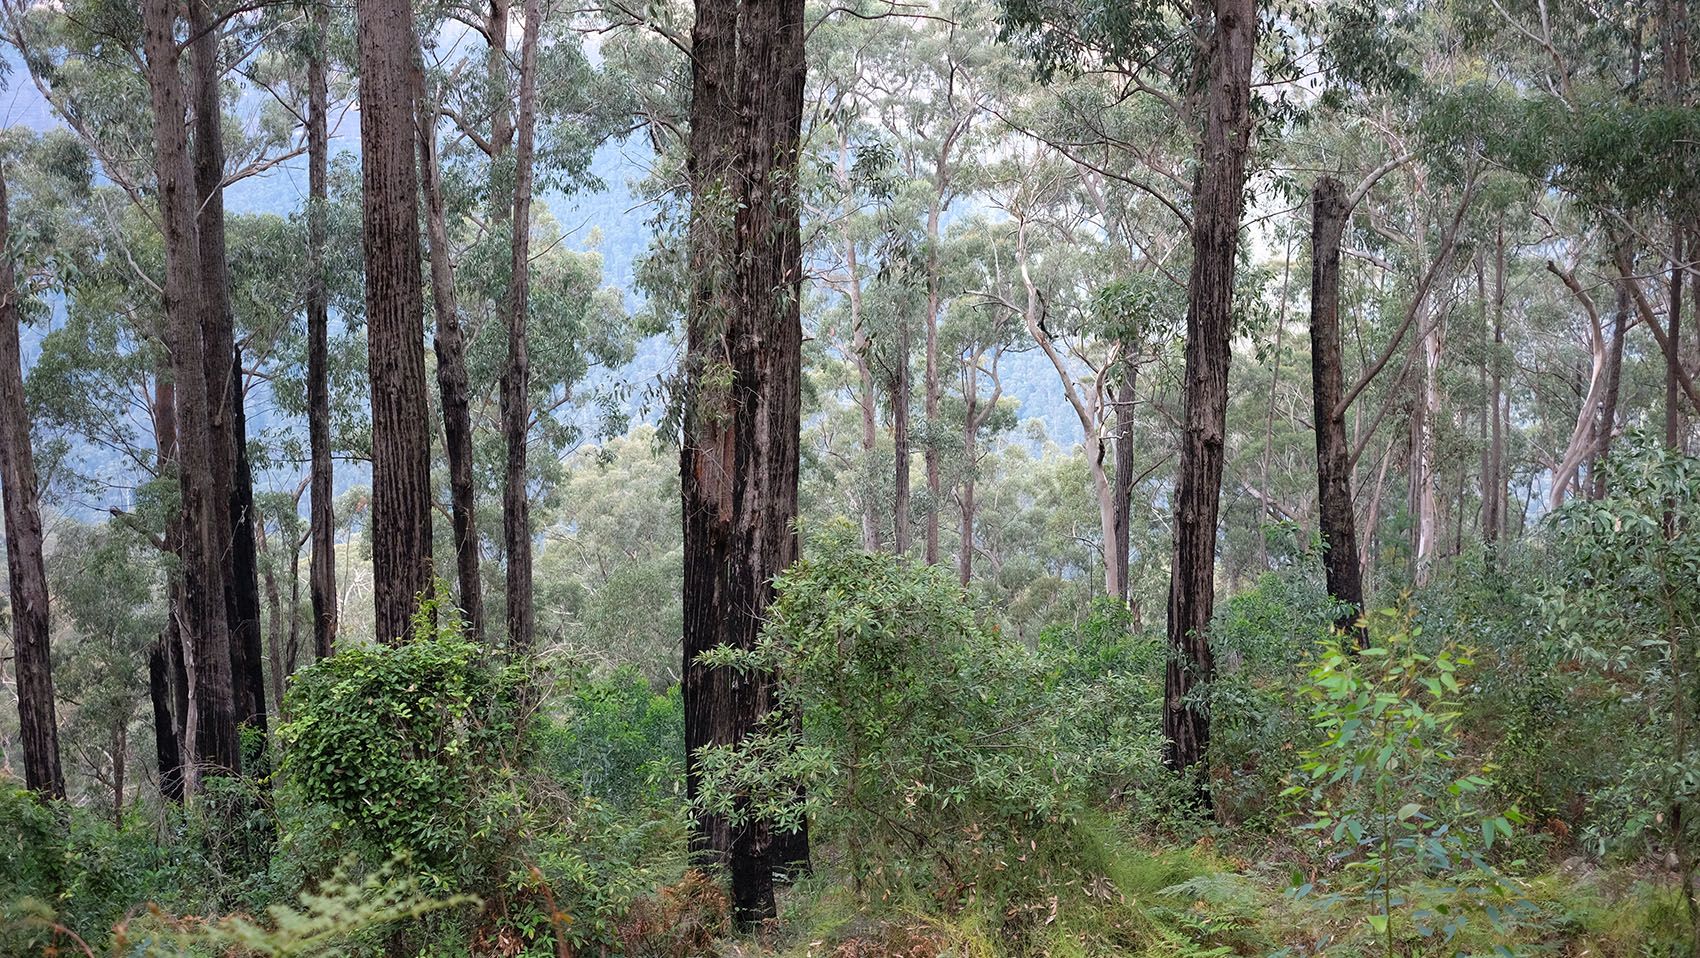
<box><xmin>891</xmin><ymin>324</ymin><xmax>912</xmax><ymax>555</ymax></box>
<box><xmin>143</xmin><ymin>0</ymin><xmax>241</xmax><ymax>789</ymax></box>
<box><xmin>1308</xmin><ymin>177</ymin><xmax>1368</xmax><ymax>645</ymax></box>
<box><xmin>1668</xmin><ymin>228</ymin><xmax>1685</xmax><ymax>451</ymax></box>
<box><xmin>306</xmin><ymin>0</ymin><xmax>338</xmax><ymax>659</ymax></box>
<box><xmin>0</xmin><ymin>168</ymin><xmax>64</xmax><ymax>800</ymax></box>
<box><xmin>357</xmin><ymin>0</ymin><xmax>434</xmax><ymax>644</ymax></box>
<box><xmin>1487</xmin><ymin>219</ymin><xmax>1506</xmax><ymax>557</ymax></box>
<box><xmin>923</xmin><ymin>197</ymin><xmax>943</xmax><ymax>565</ymax></box>
<box><xmin>1590</xmin><ymin>279</ymin><xmax>1627</xmax><ymax>498</ymax></box>
<box><xmin>111</xmin><ymin>718</ymin><xmax>126</xmax><ymax>826</ymax></box>
<box><xmin>502</xmin><ymin>0</ymin><xmax>540</xmax><ymax>651</ymax></box>
<box><xmin>1257</xmin><ymin>237</ymin><xmax>1292</xmax><ymax>571</ymax></box>
<box><xmin>1163</xmin><ymin>0</ymin><xmax>1256</xmax><ymax>808</ymax></box>
<box><xmin>1111</xmin><ymin>358</ymin><xmax>1137</xmax><ymax>602</ymax></box>
<box><xmin>419</xmin><ymin>92</ymin><xmax>484</xmax><ymax>638</ymax></box>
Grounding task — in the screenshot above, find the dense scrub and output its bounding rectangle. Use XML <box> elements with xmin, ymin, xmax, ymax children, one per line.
<box><xmin>5</xmin><ymin>442</ymin><xmax>1698</xmax><ymax>955</ymax></box>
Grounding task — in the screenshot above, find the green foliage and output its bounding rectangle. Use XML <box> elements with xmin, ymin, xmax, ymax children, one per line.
<box><xmin>277</xmin><ymin>589</ymin><xmax>524</xmax><ymax>878</ymax></box>
<box><xmin>1283</xmin><ymin>612</ymin><xmax>1529</xmax><ymax>955</ymax></box>
<box><xmin>696</xmin><ymin>519</ymin><xmax>1157</xmax><ymax>904</ymax></box>
<box><xmin>536</xmin><ymin>668</ymin><xmax>683</xmax><ymax>803</ymax></box>
<box><xmin>1541</xmin><ymin>437</ymin><xmax>1700</xmax><ymax>905</ymax></box>
<box><xmin>1208</xmin><ymin>567</ymin><xmax>1343</xmax><ymax>829</ymax></box>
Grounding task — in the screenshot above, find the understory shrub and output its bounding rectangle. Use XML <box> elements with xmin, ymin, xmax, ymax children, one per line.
<box><xmin>695</xmin><ymin>519</ymin><xmax>1163</xmax><ymax>918</ymax></box>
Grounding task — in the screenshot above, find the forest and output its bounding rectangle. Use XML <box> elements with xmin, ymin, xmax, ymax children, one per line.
<box><xmin>2</xmin><ymin>0</ymin><xmax>1699</xmax><ymax>953</ymax></box>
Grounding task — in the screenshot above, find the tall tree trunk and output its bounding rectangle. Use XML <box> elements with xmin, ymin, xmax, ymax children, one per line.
<box><xmin>1667</xmin><ymin>228</ymin><xmax>1685</xmax><ymax>452</ymax></box>
<box><xmin>306</xmin><ymin>0</ymin><xmax>338</xmax><ymax>659</ymax></box>
<box><xmin>681</xmin><ymin>0</ymin><xmax>805</xmax><ymax>924</ymax></box>
<box><xmin>502</xmin><ymin>0</ymin><xmax>539</xmax><ymax>651</ymax></box>
<box><xmin>1486</xmin><ymin>219</ymin><xmax>1506</xmax><ymax>559</ymax></box>
<box><xmin>189</xmin><ymin>0</ymin><xmax>266</xmax><ymax>733</ymax></box>
<box><xmin>1163</xmin><ymin>0</ymin><xmax>1256</xmax><ymax>807</ymax></box>
<box><xmin>923</xmin><ymin>200</ymin><xmax>943</xmax><ymax>565</ymax></box>
<box><xmin>1308</xmin><ymin>177</ymin><xmax>1367</xmax><ymax>645</ymax></box>
<box><xmin>419</xmin><ymin>92</ymin><xmax>485</xmax><ymax>639</ymax></box>
<box><xmin>0</xmin><ymin>168</ymin><xmax>64</xmax><ymax>800</ymax></box>
<box><xmin>357</xmin><ymin>0</ymin><xmax>433</xmax><ymax>644</ymax></box>
<box><xmin>682</xmin><ymin>0</ymin><xmax>740</xmax><ymax>870</ymax></box>
<box><xmin>143</xmin><ymin>0</ymin><xmax>241</xmax><ymax>789</ymax></box>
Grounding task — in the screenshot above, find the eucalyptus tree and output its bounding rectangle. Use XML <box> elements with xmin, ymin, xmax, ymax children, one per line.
<box><xmin>0</xmin><ymin>156</ymin><xmax>66</xmax><ymax>799</ymax></box>
<box><xmin>679</xmin><ymin>0</ymin><xmax>807</xmax><ymax>925</ymax></box>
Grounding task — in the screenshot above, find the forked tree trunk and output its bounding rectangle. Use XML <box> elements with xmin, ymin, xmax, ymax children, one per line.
<box><xmin>419</xmin><ymin>93</ymin><xmax>484</xmax><ymax>639</ymax></box>
<box><xmin>143</xmin><ymin>0</ymin><xmax>241</xmax><ymax>788</ymax></box>
<box><xmin>1307</xmin><ymin>177</ymin><xmax>1367</xmax><ymax>645</ymax></box>
<box><xmin>357</xmin><ymin>0</ymin><xmax>434</xmax><ymax>644</ymax></box>
<box><xmin>306</xmin><ymin>0</ymin><xmax>338</xmax><ymax>659</ymax></box>
<box><xmin>502</xmin><ymin>0</ymin><xmax>540</xmax><ymax>651</ymax></box>
<box><xmin>0</xmin><ymin>168</ymin><xmax>65</xmax><ymax>800</ymax></box>
<box><xmin>1163</xmin><ymin>0</ymin><xmax>1256</xmax><ymax>806</ymax></box>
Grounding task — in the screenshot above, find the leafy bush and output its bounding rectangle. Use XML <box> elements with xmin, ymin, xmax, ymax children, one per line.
<box><xmin>1540</xmin><ymin>436</ymin><xmax>1700</xmax><ymax>940</ymax></box>
<box><xmin>695</xmin><ymin>519</ymin><xmax>1128</xmax><ymax>903</ymax></box>
<box><xmin>277</xmin><ymin>595</ymin><xmax>524</xmax><ymax>880</ymax></box>
<box><xmin>536</xmin><ymin>667</ymin><xmax>683</xmax><ymax>803</ymax></box>
<box><xmin>1283</xmin><ymin>610</ymin><xmax>1529</xmax><ymax>955</ymax></box>
<box><xmin>1208</xmin><ymin>567</ymin><xmax>1343</xmax><ymax>828</ymax></box>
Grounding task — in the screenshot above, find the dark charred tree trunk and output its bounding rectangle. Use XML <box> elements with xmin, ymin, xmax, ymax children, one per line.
<box><xmin>682</xmin><ymin>0</ymin><xmax>737</xmax><ymax>870</ymax></box>
<box><xmin>189</xmin><ymin>0</ymin><xmax>266</xmax><ymax>733</ymax></box>
<box><xmin>148</xmin><ymin>638</ymin><xmax>182</xmax><ymax>802</ymax></box>
<box><xmin>502</xmin><ymin>0</ymin><xmax>539</xmax><ymax>652</ymax></box>
<box><xmin>1162</xmin><ymin>0</ymin><xmax>1256</xmax><ymax>809</ymax></box>
<box><xmin>307</xmin><ymin>0</ymin><xmax>338</xmax><ymax>660</ymax></box>
<box><xmin>1307</xmin><ymin>177</ymin><xmax>1368</xmax><ymax>645</ymax></box>
<box><xmin>357</xmin><ymin>0</ymin><xmax>434</xmax><ymax>644</ymax></box>
<box><xmin>229</xmin><ymin>352</ymin><xmax>266</xmax><ymax>729</ymax></box>
<box><xmin>681</xmin><ymin>0</ymin><xmax>806</xmax><ymax>926</ymax></box>
<box><xmin>1110</xmin><ymin>358</ymin><xmax>1137</xmax><ymax>603</ymax></box>
<box><xmin>144</xmin><ymin>0</ymin><xmax>242</xmax><ymax>789</ymax></box>
<box><xmin>419</xmin><ymin>93</ymin><xmax>484</xmax><ymax>639</ymax></box>
<box><xmin>0</xmin><ymin>168</ymin><xmax>65</xmax><ymax>800</ymax></box>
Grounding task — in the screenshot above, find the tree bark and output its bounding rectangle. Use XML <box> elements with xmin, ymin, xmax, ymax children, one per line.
<box><xmin>681</xmin><ymin>0</ymin><xmax>805</xmax><ymax>925</ymax></box>
<box><xmin>306</xmin><ymin>0</ymin><xmax>337</xmax><ymax>660</ymax></box>
<box><xmin>189</xmin><ymin>0</ymin><xmax>266</xmax><ymax>734</ymax></box>
<box><xmin>501</xmin><ymin>0</ymin><xmax>540</xmax><ymax>651</ymax></box>
<box><xmin>891</xmin><ymin>323</ymin><xmax>912</xmax><ymax>555</ymax></box>
<box><xmin>143</xmin><ymin>0</ymin><xmax>241</xmax><ymax>789</ymax></box>
<box><xmin>148</xmin><ymin>637</ymin><xmax>182</xmax><ymax>802</ymax></box>
<box><xmin>1162</xmin><ymin>0</ymin><xmax>1256</xmax><ymax>807</ymax></box>
<box><xmin>1667</xmin><ymin>228</ymin><xmax>1685</xmax><ymax>451</ymax></box>
<box><xmin>923</xmin><ymin>194</ymin><xmax>943</xmax><ymax>565</ymax></box>
<box><xmin>0</xmin><ymin>168</ymin><xmax>65</xmax><ymax>800</ymax></box>
<box><xmin>357</xmin><ymin>0</ymin><xmax>434</xmax><ymax>644</ymax></box>
<box><xmin>1111</xmin><ymin>358</ymin><xmax>1138</xmax><ymax>602</ymax></box>
<box><xmin>1307</xmin><ymin>177</ymin><xmax>1367</xmax><ymax>645</ymax></box>
<box><xmin>419</xmin><ymin>91</ymin><xmax>484</xmax><ymax>639</ymax></box>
